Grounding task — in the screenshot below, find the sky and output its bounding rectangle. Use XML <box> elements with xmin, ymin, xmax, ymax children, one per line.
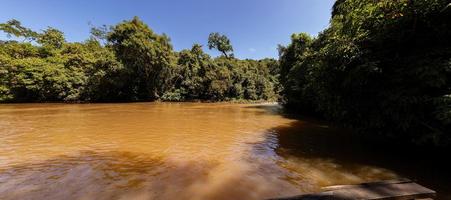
<box><xmin>0</xmin><ymin>0</ymin><xmax>334</xmax><ymax>59</ymax></box>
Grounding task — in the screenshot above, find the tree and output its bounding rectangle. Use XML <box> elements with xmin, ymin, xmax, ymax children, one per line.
<box><xmin>1</xmin><ymin>18</ymin><xmax>280</xmax><ymax>103</ymax></box>
<box><xmin>208</xmin><ymin>32</ymin><xmax>234</xmax><ymax>58</ymax></box>
<box><xmin>38</xmin><ymin>28</ymin><xmax>66</xmax><ymax>49</ymax></box>
<box><xmin>163</xmin><ymin>44</ymin><xmax>211</xmax><ymax>101</ymax></box>
<box><xmin>0</xmin><ymin>19</ymin><xmax>38</xmax><ymax>41</ymax></box>
<box><xmin>107</xmin><ymin>16</ymin><xmax>175</xmax><ymax>100</ymax></box>
<box><xmin>280</xmin><ymin>0</ymin><xmax>451</xmax><ymax>146</ymax></box>
<box><xmin>278</xmin><ymin>33</ymin><xmax>313</xmax><ymax>90</ymax></box>
<box><xmin>0</xmin><ymin>19</ymin><xmax>124</xmax><ymax>102</ymax></box>
<box><xmin>89</xmin><ymin>24</ymin><xmax>109</xmax><ymax>43</ymax></box>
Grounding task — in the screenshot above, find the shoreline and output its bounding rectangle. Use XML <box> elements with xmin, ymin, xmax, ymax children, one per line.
<box><xmin>0</xmin><ymin>100</ymin><xmax>279</xmax><ymax>105</ymax></box>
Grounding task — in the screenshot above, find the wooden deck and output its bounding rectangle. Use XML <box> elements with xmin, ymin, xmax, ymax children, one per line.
<box><xmin>269</xmin><ymin>179</ymin><xmax>436</xmax><ymax>200</ymax></box>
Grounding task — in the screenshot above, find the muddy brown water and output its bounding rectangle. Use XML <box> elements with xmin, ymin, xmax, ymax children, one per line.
<box><xmin>0</xmin><ymin>103</ymin><xmax>449</xmax><ymax>200</ymax></box>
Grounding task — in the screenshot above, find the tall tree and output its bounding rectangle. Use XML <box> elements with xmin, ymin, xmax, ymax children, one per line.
<box><xmin>107</xmin><ymin>16</ymin><xmax>175</xmax><ymax>100</ymax></box>
<box><xmin>207</xmin><ymin>32</ymin><xmax>234</xmax><ymax>58</ymax></box>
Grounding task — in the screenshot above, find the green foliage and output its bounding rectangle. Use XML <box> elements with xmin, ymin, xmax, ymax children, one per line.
<box><xmin>279</xmin><ymin>0</ymin><xmax>451</xmax><ymax>146</ymax></box>
<box><xmin>107</xmin><ymin>17</ymin><xmax>175</xmax><ymax>100</ymax></box>
<box><xmin>0</xmin><ymin>19</ymin><xmax>39</xmax><ymax>41</ymax></box>
<box><xmin>166</xmin><ymin>44</ymin><xmax>211</xmax><ymax>100</ymax></box>
<box><xmin>63</xmin><ymin>40</ymin><xmax>124</xmax><ymax>101</ymax></box>
<box><xmin>208</xmin><ymin>32</ymin><xmax>234</xmax><ymax>58</ymax></box>
<box><xmin>0</xmin><ymin>20</ymin><xmax>124</xmax><ymax>102</ymax></box>
<box><xmin>38</xmin><ymin>28</ymin><xmax>66</xmax><ymax>49</ymax></box>
<box><xmin>1</xmin><ymin>17</ymin><xmax>279</xmax><ymax>103</ymax></box>
<box><xmin>163</xmin><ymin>44</ymin><xmax>279</xmax><ymax>101</ymax></box>
<box><xmin>161</xmin><ymin>89</ymin><xmax>184</xmax><ymax>101</ymax></box>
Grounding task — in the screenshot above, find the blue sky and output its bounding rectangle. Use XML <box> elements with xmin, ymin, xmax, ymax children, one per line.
<box><xmin>0</xmin><ymin>0</ymin><xmax>334</xmax><ymax>59</ymax></box>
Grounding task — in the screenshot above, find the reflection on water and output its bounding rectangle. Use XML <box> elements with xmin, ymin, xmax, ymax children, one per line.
<box><xmin>0</xmin><ymin>103</ymin><xmax>448</xmax><ymax>200</ymax></box>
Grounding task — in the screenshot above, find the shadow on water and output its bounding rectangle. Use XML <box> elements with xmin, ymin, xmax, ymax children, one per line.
<box><xmin>251</xmin><ymin>104</ymin><xmax>451</xmax><ymax>199</ymax></box>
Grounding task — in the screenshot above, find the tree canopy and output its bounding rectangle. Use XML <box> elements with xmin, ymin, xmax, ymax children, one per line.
<box><xmin>0</xmin><ymin>17</ymin><xmax>279</xmax><ymax>103</ymax></box>
<box><xmin>279</xmin><ymin>0</ymin><xmax>451</xmax><ymax>146</ymax></box>
<box><xmin>207</xmin><ymin>32</ymin><xmax>234</xmax><ymax>58</ymax></box>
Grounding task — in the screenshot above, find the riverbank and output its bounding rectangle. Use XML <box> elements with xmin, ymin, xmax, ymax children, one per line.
<box><xmin>0</xmin><ymin>99</ymin><xmax>279</xmax><ymax>104</ymax></box>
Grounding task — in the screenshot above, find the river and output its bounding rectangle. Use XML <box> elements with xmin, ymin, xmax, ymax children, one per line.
<box><xmin>0</xmin><ymin>103</ymin><xmax>449</xmax><ymax>200</ymax></box>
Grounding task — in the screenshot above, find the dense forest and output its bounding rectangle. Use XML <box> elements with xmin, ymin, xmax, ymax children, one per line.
<box><xmin>279</xmin><ymin>0</ymin><xmax>451</xmax><ymax>146</ymax></box>
<box><xmin>1</xmin><ymin>0</ymin><xmax>450</xmax><ymax>146</ymax></box>
<box><xmin>0</xmin><ymin>17</ymin><xmax>280</xmax><ymax>102</ymax></box>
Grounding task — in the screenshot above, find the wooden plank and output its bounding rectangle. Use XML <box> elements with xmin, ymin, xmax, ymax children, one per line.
<box><xmin>325</xmin><ymin>182</ymin><xmax>435</xmax><ymax>200</ymax></box>
<box><xmin>267</xmin><ymin>191</ymin><xmax>335</xmax><ymax>200</ymax></box>
<box><xmin>322</xmin><ymin>179</ymin><xmax>412</xmax><ymax>191</ymax></box>
<box><xmin>269</xmin><ymin>180</ymin><xmax>436</xmax><ymax>200</ymax></box>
